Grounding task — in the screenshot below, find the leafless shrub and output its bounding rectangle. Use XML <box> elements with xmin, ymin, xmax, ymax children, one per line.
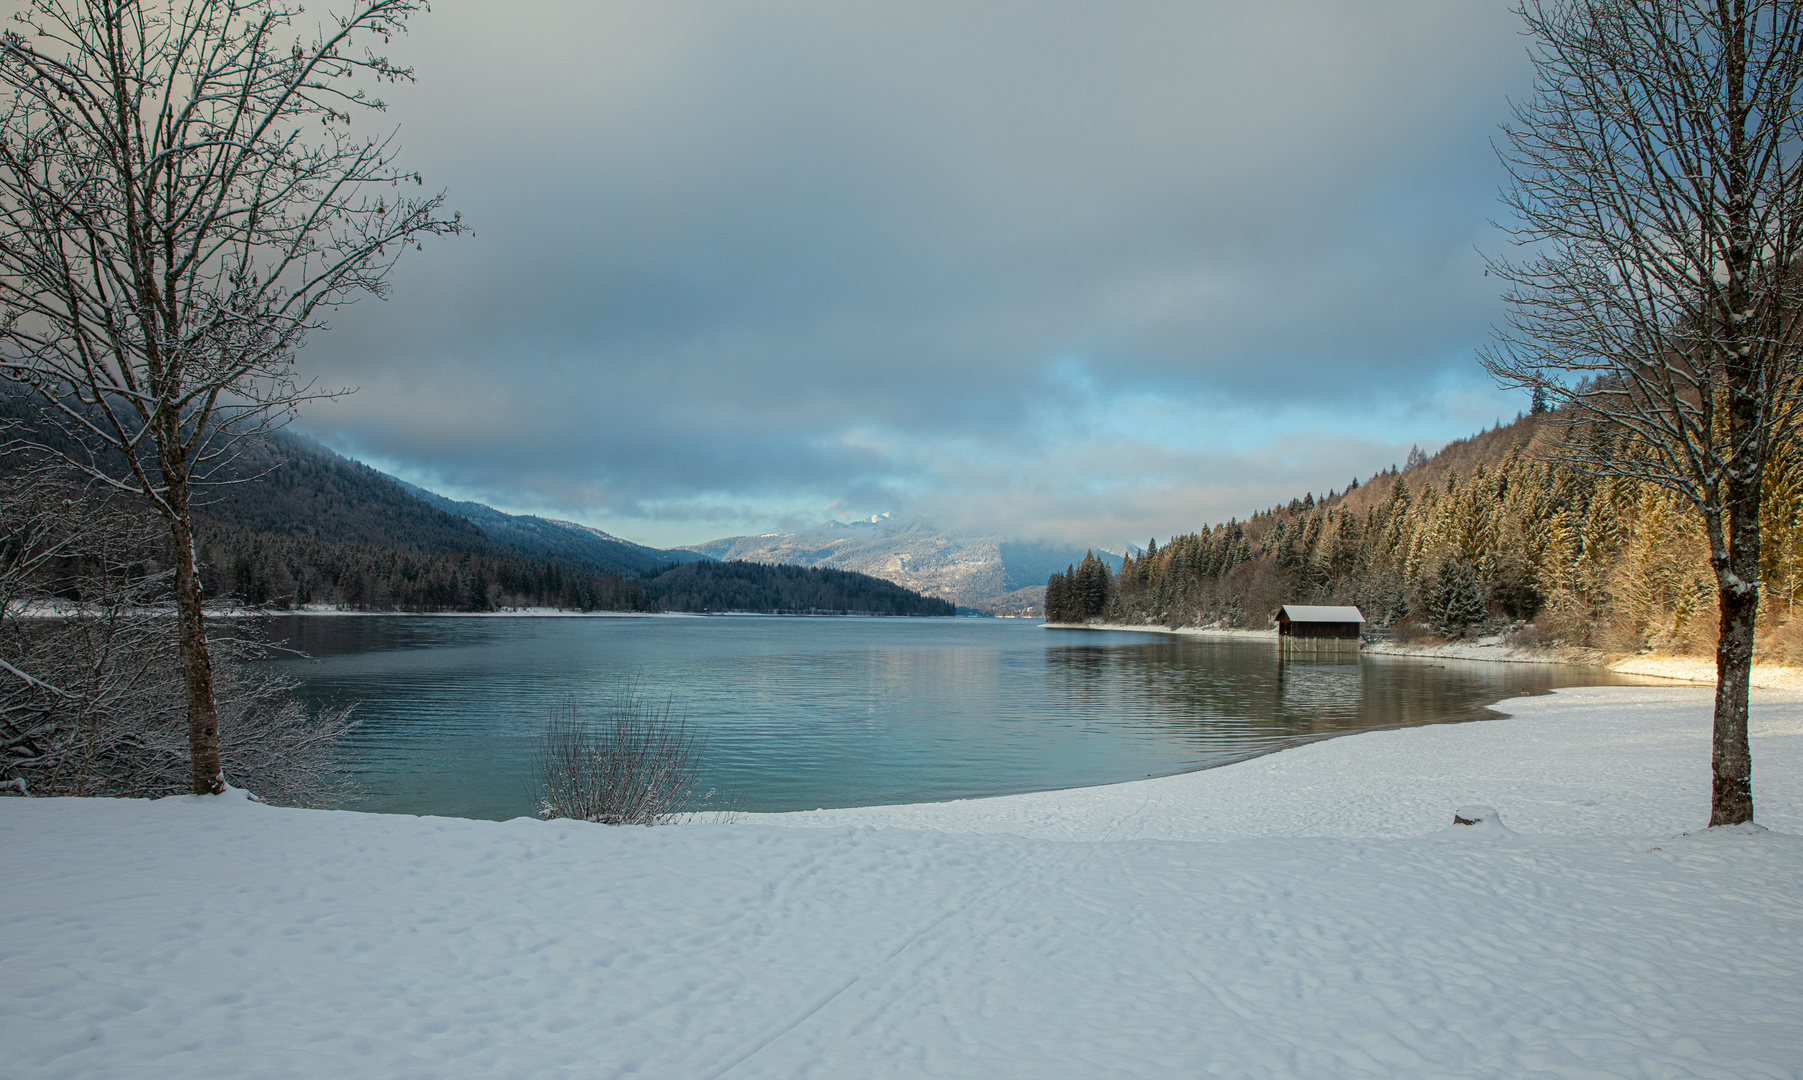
<box><xmin>533</xmin><ymin>688</ymin><xmax>714</xmax><ymax>825</ymax></box>
<box><xmin>210</xmin><ymin>645</ymin><xmax>360</xmax><ymax>809</ymax></box>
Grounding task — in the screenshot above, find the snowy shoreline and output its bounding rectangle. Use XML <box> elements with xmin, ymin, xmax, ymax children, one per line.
<box><xmin>1041</xmin><ymin>620</ymin><xmax>1279</xmax><ymax>641</ymax></box>
<box><xmin>5</xmin><ymin>684</ymin><xmax>1802</xmax><ymax>1077</ymax></box>
<box><xmin>753</xmin><ymin>683</ymin><xmax>1803</xmax><ymax>839</ymax></box>
<box><xmin>1046</xmin><ymin>620</ymin><xmax>1803</xmax><ymax>689</ymax></box>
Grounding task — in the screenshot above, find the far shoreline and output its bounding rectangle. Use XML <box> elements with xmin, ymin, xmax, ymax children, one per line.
<box><xmin>11</xmin><ymin>605</ymin><xmax>967</xmax><ymax>621</ymax></box>
<box><xmin>262</xmin><ymin>607</ymin><xmax>963</xmax><ymax>620</ymax></box>
<box><xmin>1040</xmin><ymin>620</ymin><xmax>1803</xmax><ymax>691</ymax></box>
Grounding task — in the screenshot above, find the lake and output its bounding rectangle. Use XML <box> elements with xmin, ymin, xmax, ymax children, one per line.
<box><xmin>268</xmin><ymin>614</ymin><xmax>1651</xmax><ymax>820</ymax></box>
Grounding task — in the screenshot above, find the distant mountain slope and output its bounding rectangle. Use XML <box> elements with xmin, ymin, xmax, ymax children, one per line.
<box><xmin>195</xmin><ymin>433</ymin><xmax>517</xmax><ymax>558</ymax></box>
<box><xmin>691</xmin><ymin>515</ymin><xmax>1115</xmax><ymax>611</ymax></box>
<box><xmin>0</xmin><ymin>398</ymin><xmax>977</xmax><ymax>616</ymax></box>
<box><xmin>390</xmin><ymin>480</ymin><xmax>704</xmax><ymax>575</ymax></box>
<box><xmin>188</xmin><ymin>431</ymin><xmax>704</xmax><ymax>576</ymax></box>
<box><xmin>0</xmin><ymin>396</ymin><xmax>509</xmax><ymax>560</ymax></box>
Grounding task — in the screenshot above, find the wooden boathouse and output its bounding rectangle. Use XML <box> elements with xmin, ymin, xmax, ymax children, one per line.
<box><xmin>1275</xmin><ymin>605</ymin><xmax>1365</xmax><ymax>658</ymax></box>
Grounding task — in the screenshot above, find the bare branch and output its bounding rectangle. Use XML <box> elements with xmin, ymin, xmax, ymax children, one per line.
<box><xmin>1485</xmin><ymin>0</ymin><xmax>1803</xmax><ymax>825</ymax></box>
<box><xmin>0</xmin><ymin>0</ymin><xmax>460</xmax><ymax>794</ymax></box>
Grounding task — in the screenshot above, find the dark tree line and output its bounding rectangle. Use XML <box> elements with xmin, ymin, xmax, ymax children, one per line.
<box><xmin>644</xmin><ymin>560</ymin><xmax>955</xmax><ymax>616</ymax></box>
<box><xmin>1047</xmin><ymin>525</ymin><xmax>1257</xmax><ymax>625</ymax></box>
<box><xmin>196</xmin><ymin>528</ymin><xmax>956</xmax><ymax>616</ymax></box>
<box><xmin>8</xmin><ymin>398</ymin><xmax>956</xmax><ymax>620</ymax></box>
<box><xmin>196</xmin><ymin>524</ymin><xmax>655</xmax><ymax>613</ymax></box>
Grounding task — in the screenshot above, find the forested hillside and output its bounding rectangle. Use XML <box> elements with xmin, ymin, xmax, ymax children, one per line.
<box><xmin>3</xmin><ymin>395</ymin><xmax>954</xmax><ymax>616</ymax></box>
<box><xmin>1047</xmin><ymin>415</ymin><xmax>1803</xmax><ymax>661</ymax></box>
<box><xmin>392</xmin><ymin>478</ymin><xmax>702</xmax><ymax>574</ymax></box>
<box><xmin>0</xmin><ymin>395</ymin><xmax>515</xmax><ymax>561</ymax></box>
<box><xmin>199</xmin><ymin>436</ymin><xmax>523</xmax><ymax>558</ymax></box>
<box><xmin>194</xmin><ymin>528</ymin><xmax>952</xmax><ymax>616</ymax></box>
<box><xmin>195</xmin><ymin>522</ymin><xmax>654</xmax><ymax>612</ymax></box>
<box><xmin>643</xmin><ymin>560</ymin><xmax>956</xmax><ymax>616</ymax></box>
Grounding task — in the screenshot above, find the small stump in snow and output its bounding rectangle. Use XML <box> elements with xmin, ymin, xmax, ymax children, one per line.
<box><xmin>1452</xmin><ymin>805</ymin><xmax>1501</xmax><ymax>827</ymax></box>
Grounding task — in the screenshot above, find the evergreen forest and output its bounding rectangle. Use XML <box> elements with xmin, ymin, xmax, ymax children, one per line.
<box><xmin>1046</xmin><ymin>415</ymin><xmax>1803</xmax><ymax>663</ymax></box>
<box><xmin>643</xmin><ymin>560</ymin><xmax>956</xmax><ymax>616</ymax></box>
<box><xmin>2</xmin><ymin>394</ymin><xmax>950</xmax><ymax>618</ymax></box>
<box><xmin>194</xmin><ymin>522</ymin><xmax>656</xmax><ymax>613</ymax></box>
<box><xmin>193</xmin><ymin>524</ymin><xmax>951</xmax><ymax>616</ymax></box>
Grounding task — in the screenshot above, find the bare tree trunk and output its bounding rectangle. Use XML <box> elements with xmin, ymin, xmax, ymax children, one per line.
<box><xmin>1708</xmin><ymin>0</ymin><xmax>1758</xmax><ymax>828</ymax></box>
<box><xmin>168</xmin><ymin>501</ymin><xmax>223</xmax><ymax>796</ymax></box>
<box><xmin>1484</xmin><ymin>1</ymin><xmax>1803</xmax><ymax>826</ymax></box>
<box><xmin>1711</xmin><ymin>415</ymin><xmax>1762</xmax><ymax>825</ymax></box>
<box><xmin>1712</xmin><ymin>581</ymin><xmax>1756</xmax><ymax>824</ymax></box>
<box><xmin>0</xmin><ymin>0</ymin><xmax>461</xmax><ymax>793</ymax></box>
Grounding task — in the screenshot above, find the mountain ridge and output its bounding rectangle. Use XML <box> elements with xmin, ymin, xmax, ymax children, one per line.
<box><xmin>689</xmin><ymin>516</ymin><xmax>1119</xmax><ymax>615</ymax></box>
<box><xmin>388</xmin><ymin>477</ymin><xmax>706</xmax><ymax>575</ymax></box>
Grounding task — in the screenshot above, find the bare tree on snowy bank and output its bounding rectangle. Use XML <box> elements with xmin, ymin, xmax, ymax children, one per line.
<box><xmin>0</xmin><ymin>1</ymin><xmax>461</xmax><ymax>795</ymax></box>
<box><xmin>1485</xmin><ymin>0</ymin><xmax>1803</xmax><ymax>826</ymax></box>
<box><xmin>0</xmin><ymin>461</ymin><xmax>356</xmax><ymax>803</ymax></box>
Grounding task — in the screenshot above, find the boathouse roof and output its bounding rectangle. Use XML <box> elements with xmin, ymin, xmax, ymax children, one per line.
<box><xmin>1275</xmin><ymin>605</ymin><xmax>1365</xmax><ymax>624</ymax></box>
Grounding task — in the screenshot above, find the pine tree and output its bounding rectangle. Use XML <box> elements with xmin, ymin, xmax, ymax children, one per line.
<box><xmin>1071</xmin><ymin>552</ymin><xmax>1113</xmax><ymax>620</ymax></box>
<box><xmin>1428</xmin><ymin>557</ymin><xmax>1488</xmax><ymax>637</ymax></box>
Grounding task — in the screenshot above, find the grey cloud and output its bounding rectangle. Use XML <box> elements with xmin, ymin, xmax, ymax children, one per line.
<box><xmin>298</xmin><ymin>0</ymin><xmax>1533</xmax><ymax>545</ymax></box>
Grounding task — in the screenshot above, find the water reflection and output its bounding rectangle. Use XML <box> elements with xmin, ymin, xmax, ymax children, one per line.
<box><xmin>1277</xmin><ymin>661</ymin><xmax>1363</xmax><ymax>717</ymax></box>
<box><xmin>267</xmin><ymin>617</ymin><xmax>1659</xmax><ymax>820</ymax></box>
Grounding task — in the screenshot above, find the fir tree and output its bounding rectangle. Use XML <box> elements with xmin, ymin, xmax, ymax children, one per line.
<box><xmin>1427</xmin><ymin>557</ymin><xmax>1488</xmax><ymax>637</ymax></box>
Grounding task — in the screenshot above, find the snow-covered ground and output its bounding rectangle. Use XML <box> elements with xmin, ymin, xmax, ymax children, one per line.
<box><xmin>5</xmin><ymin>685</ymin><xmax>1802</xmax><ymax>1079</ymax></box>
<box><xmin>1364</xmin><ymin>633</ymin><xmax>1601</xmax><ymax>666</ymax></box>
<box><xmin>1606</xmin><ymin>653</ymin><xmax>1803</xmax><ymax>690</ymax></box>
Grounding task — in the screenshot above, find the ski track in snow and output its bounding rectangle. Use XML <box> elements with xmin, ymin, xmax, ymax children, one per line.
<box><xmin>3</xmin><ymin>685</ymin><xmax>1802</xmax><ymax>1078</ymax></box>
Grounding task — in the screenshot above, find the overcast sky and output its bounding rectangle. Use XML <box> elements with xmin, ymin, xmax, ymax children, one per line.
<box><xmin>299</xmin><ymin>0</ymin><xmax>1538</xmax><ymax>549</ymax></box>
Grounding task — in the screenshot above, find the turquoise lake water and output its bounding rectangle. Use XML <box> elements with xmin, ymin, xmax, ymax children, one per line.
<box><xmin>269</xmin><ymin>614</ymin><xmax>1651</xmax><ymax>820</ymax></box>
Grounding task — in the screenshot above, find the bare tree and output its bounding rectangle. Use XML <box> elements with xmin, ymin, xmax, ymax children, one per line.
<box><xmin>0</xmin><ymin>458</ymin><xmax>355</xmax><ymax>803</ymax></box>
<box><xmin>1484</xmin><ymin>0</ymin><xmax>1803</xmax><ymax>824</ymax></box>
<box><xmin>0</xmin><ymin>1</ymin><xmax>461</xmax><ymax>794</ymax></box>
